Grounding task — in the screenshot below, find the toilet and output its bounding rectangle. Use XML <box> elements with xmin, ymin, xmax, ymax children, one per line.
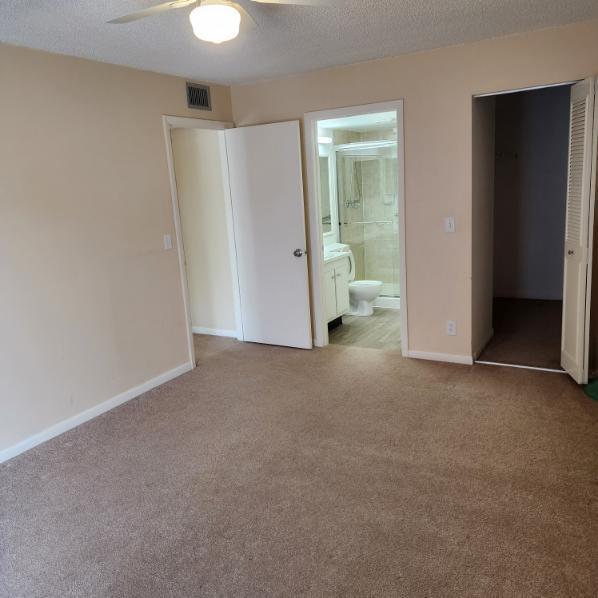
<box><xmin>347</xmin><ymin>251</ymin><xmax>383</xmax><ymax>316</ymax></box>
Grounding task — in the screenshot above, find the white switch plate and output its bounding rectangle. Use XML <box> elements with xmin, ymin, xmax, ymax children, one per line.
<box><xmin>163</xmin><ymin>234</ymin><xmax>173</xmax><ymax>250</ymax></box>
<box><xmin>446</xmin><ymin>320</ymin><xmax>457</xmax><ymax>336</ymax></box>
<box><xmin>444</xmin><ymin>216</ymin><xmax>455</xmax><ymax>233</ymax></box>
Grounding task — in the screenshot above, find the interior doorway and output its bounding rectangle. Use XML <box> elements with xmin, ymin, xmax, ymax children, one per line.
<box><xmin>471</xmin><ymin>78</ymin><xmax>598</xmax><ymax>382</ymax></box>
<box><xmin>482</xmin><ymin>85</ymin><xmax>570</xmax><ymax>370</ymax></box>
<box><xmin>163</xmin><ymin>116</ymin><xmax>313</xmax><ymax>358</ymax></box>
<box><xmin>304</xmin><ymin>101</ymin><xmax>408</xmax><ymax>353</ymax></box>
<box><xmin>163</xmin><ymin>116</ymin><xmax>236</xmax><ymax>366</ymax></box>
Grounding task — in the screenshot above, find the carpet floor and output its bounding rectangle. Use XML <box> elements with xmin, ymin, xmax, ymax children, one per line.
<box><xmin>478</xmin><ymin>298</ymin><xmax>563</xmax><ymax>369</ymax></box>
<box><xmin>2</xmin><ymin>335</ymin><xmax>598</xmax><ymax>597</ymax></box>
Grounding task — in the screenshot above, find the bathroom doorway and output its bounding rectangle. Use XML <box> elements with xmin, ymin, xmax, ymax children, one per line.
<box><xmin>304</xmin><ymin>101</ymin><xmax>408</xmax><ymax>352</ymax></box>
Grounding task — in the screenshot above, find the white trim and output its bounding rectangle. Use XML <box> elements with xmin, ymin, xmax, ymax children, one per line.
<box><xmin>473</xmin><ymin>80</ymin><xmax>578</xmax><ymax>98</ymax></box>
<box><xmin>334</xmin><ymin>139</ymin><xmax>397</xmax><ymax>151</ymax></box>
<box><xmin>162</xmin><ymin>115</ymin><xmax>242</xmax><ymax>358</ymax></box>
<box><xmin>163</xmin><ymin>116</ymin><xmax>199</xmax><ymax>369</ymax></box>
<box><xmin>163</xmin><ymin>115</ymin><xmax>233</xmax><ymax>130</ymax></box>
<box><xmin>303</xmin><ymin>100</ymin><xmax>409</xmax><ymax>354</ymax></box>
<box><xmin>475</xmin><ymin>360</ymin><xmax>566</xmax><ymax>374</ymax></box>
<box><xmin>0</xmin><ymin>362</ymin><xmax>193</xmax><ymax>464</ymax></box>
<box><xmin>192</xmin><ymin>326</ymin><xmax>237</xmax><ymax>337</ymax></box>
<box><xmin>407</xmin><ymin>350</ymin><xmax>474</xmax><ymax>365</ymax></box>
<box><xmin>374</xmin><ymin>296</ymin><xmax>400</xmax><ymax>309</ymax></box>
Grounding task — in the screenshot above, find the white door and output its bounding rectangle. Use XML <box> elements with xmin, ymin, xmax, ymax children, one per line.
<box><xmin>561</xmin><ymin>78</ymin><xmax>598</xmax><ymax>383</ymax></box>
<box><xmin>224</xmin><ymin>121</ymin><xmax>312</xmax><ymax>349</ymax></box>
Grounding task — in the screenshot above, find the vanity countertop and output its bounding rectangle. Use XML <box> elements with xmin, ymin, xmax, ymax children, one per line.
<box><xmin>323</xmin><ymin>252</ymin><xmax>350</xmax><ymax>265</ymax></box>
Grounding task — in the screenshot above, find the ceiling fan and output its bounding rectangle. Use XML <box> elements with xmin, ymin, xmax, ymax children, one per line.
<box><xmin>108</xmin><ymin>0</ymin><xmax>326</xmax><ymax>45</ymax></box>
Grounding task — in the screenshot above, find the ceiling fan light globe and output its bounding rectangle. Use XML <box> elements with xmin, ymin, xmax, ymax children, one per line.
<box><xmin>189</xmin><ymin>4</ymin><xmax>241</xmax><ymax>44</ymax></box>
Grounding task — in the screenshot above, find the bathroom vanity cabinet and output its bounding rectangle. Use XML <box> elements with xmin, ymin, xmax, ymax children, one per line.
<box><xmin>323</xmin><ymin>257</ymin><xmax>350</xmax><ymax>322</ymax></box>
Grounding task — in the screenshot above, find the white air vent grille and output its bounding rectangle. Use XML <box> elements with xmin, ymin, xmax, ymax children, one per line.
<box><xmin>565</xmin><ymin>97</ymin><xmax>587</xmax><ymax>243</ymax></box>
<box><xmin>186</xmin><ymin>82</ymin><xmax>211</xmax><ymax>111</ymax></box>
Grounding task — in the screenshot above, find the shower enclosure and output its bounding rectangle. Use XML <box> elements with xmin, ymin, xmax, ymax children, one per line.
<box><xmin>335</xmin><ymin>140</ymin><xmax>400</xmax><ymax>298</ymax></box>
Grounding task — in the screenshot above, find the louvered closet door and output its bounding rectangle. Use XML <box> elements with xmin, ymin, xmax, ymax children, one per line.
<box><xmin>561</xmin><ymin>78</ymin><xmax>597</xmax><ymax>383</ymax></box>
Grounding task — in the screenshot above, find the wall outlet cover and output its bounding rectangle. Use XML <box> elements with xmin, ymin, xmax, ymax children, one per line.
<box><xmin>446</xmin><ymin>320</ymin><xmax>457</xmax><ymax>336</ymax></box>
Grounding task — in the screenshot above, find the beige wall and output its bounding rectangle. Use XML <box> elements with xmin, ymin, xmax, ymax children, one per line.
<box><xmin>0</xmin><ymin>44</ymin><xmax>232</xmax><ymax>453</ymax></box>
<box><xmin>231</xmin><ymin>19</ymin><xmax>598</xmax><ymax>358</ymax></box>
<box><xmin>471</xmin><ymin>97</ymin><xmax>495</xmax><ymax>358</ymax></box>
<box><xmin>170</xmin><ymin>128</ymin><xmax>237</xmax><ymax>333</ymax></box>
<box><xmin>4</xmin><ymin>19</ymin><xmax>598</xmax><ymax>453</ymax></box>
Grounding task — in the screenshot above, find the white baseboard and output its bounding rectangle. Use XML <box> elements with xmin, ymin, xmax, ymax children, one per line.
<box><xmin>0</xmin><ymin>361</ymin><xmax>194</xmax><ymax>464</ymax></box>
<box><xmin>374</xmin><ymin>296</ymin><xmax>401</xmax><ymax>309</ymax></box>
<box><xmin>407</xmin><ymin>350</ymin><xmax>474</xmax><ymax>365</ymax></box>
<box><xmin>192</xmin><ymin>326</ymin><xmax>238</xmax><ymax>338</ymax></box>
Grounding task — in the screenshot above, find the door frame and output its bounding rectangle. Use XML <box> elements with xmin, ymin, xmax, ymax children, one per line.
<box><xmin>470</xmin><ymin>79</ymin><xmax>587</xmax><ymax>374</ymax></box>
<box><xmin>303</xmin><ymin>100</ymin><xmax>408</xmax><ymax>351</ymax></box>
<box><xmin>472</xmin><ymin>80</ymin><xmax>579</xmax><ymax>99</ymax></box>
<box><xmin>581</xmin><ymin>78</ymin><xmax>598</xmax><ymax>382</ymax></box>
<box><xmin>162</xmin><ymin>115</ymin><xmax>242</xmax><ymax>367</ymax></box>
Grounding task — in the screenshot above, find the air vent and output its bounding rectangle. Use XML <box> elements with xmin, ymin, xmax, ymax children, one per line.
<box><xmin>186</xmin><ymin>82</ymin><xmax>211</xmax><ymax>111</ymax></box>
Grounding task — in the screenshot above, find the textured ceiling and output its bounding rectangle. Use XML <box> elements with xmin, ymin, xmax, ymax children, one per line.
<box><xmin>2</xmin><ymin>1</ymin><xmax>598</xmax><ymax>85</ymax></box>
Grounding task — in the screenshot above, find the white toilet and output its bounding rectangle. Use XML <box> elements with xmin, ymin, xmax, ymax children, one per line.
<box><xmin>347</xmin><ymin>251</ymin><xmax>383</xmax><ymax>316</ymax></box>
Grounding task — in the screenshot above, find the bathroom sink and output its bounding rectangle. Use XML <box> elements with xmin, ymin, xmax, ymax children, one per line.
<box><xmin>323</xmin><ymin>251</ymin><xmax>349</xmax><ymax>264</ymax></box>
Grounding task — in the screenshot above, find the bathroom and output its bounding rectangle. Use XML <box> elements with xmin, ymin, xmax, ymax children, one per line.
<box><xmin>316</xmin><ymin>110</ymin><xmax>402</xmax><ymax>350</ymax></box>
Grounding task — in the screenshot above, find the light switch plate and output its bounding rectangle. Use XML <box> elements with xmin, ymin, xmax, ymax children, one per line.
<box><xmin>444</xmin><ymin>216</ymin><xmax>455</xmax><ymax>233</ymax></box>
<box><xmin>163</xmin><ymin>234</ymin><xmax>173</xmax><ymax>250</ymax></box>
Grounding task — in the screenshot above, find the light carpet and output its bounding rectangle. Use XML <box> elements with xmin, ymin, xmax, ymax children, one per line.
<box><xmin>1</xmin><ymin>335</ymin><xmax>597</xmax><ymax>597</ymax></box>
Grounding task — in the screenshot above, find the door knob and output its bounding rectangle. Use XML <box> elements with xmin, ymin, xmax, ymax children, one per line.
<box><xmin>293</xmin><ymin>248</ymin><xmax>307</xmax><ymax>257</ymax></box>
<box><xmin>568</xmin><ymin>249</ymin><xmax>575</xmax><ymax>256</ymax></box>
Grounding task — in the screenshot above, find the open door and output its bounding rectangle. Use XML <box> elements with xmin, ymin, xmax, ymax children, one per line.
<box><xmin>224</xmin><ymin>121</ymin><xmax>312</xmax><ymax>349</ymax></box>
<box><xmin>561</xmin><ymin>78</ymin><xmax>598</xmax><ymax>383</ymax></box>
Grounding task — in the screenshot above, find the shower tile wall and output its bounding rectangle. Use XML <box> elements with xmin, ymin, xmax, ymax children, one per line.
<box><xmin>362</xmin><ymin>158</ymin><xmax>398</xmax><ymax>294</ymax></box>
<box><xmin>337</xmin><ymin>127</ymin><xmax>400</xmax><ymax>296</ymax></box>
<box><xmin>334</xmin><ymin>129</ymin><xmax>366</xmax><ymax>278</ymax></box>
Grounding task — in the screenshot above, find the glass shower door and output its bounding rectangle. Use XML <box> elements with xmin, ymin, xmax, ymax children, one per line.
<box><xmin>336</xmin><ymin>142</ymin><xmax>400</xmax><ymax>298</ymax></box>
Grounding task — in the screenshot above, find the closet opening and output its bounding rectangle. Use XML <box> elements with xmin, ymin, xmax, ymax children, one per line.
<box><xmin>472</xmin><ymin>79</ymin><xmax>598</xmax><ymax>382</ymax></box>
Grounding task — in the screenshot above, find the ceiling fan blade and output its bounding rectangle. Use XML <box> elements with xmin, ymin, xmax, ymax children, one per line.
<box><xmin>108</xmin><ymin>0</ymin><xmax>196</xmax><ymax>24</ymax></box>
<box><xmin>230</xmin><ymin>2</ymin><xmax>257</xmax><ymax>29</ymax></box>
<box><xmin>250</xmin><ymin>0</ymin><xmax>331</xmax><ymax>5</ymax></box>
